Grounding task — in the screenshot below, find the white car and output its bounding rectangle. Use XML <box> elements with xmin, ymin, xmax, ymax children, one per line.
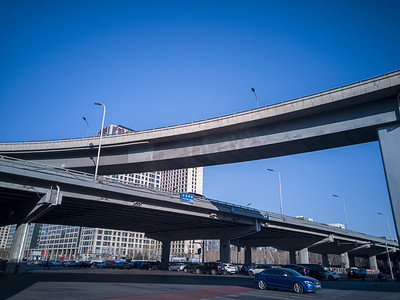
<box><xmin>168</xmin><ymin>263</ymin><xmax>186</xmax><ymax>271</ymax></box>
<box><xmin>324</xmin><ymin>268</ymin><xmax>340</xmax><ymax>280</ymax></box>
<box><xmin>223</xmin><ymin>263</ymin><xmax>237</xmax><ymax>274</ymax></box>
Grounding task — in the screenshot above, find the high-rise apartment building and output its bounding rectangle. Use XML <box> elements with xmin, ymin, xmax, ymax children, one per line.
<box><xmin>3</xmin><ymin>124</ymin><xmax>203</xmax><ymax>261</ymax></box>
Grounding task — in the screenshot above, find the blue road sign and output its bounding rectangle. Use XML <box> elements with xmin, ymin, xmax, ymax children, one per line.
<box><xmin>181</xmin><ymin>193</ymin><xmax>194</xmax><ymax>203</ymax></box>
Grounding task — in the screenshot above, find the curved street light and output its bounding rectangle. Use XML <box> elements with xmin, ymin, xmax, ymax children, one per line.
<box><xmin>94</xmin><ymin>102</ymin><xmax>106</xmax><ymax>181</ymax></box>
<box><xmin>267</xmin><ymin>168</ymin><xmax>283</xmax><ymax>217</ymax></box>
<box><xmin>332</xmin><ymin>194</ymin><xmax>348</xmax><ymax>230</ymax></box>
<box><xmin>82</xmin><ymin>116</ymin><xmax>89</xmax><ymax>137</ymax></box>
<box><xmin>251</xmin><ymin>88</ymin><xmax>258</xmax><ymax>108</ymax></box>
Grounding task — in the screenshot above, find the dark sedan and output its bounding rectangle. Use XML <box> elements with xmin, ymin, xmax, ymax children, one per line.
<box><xmin>282</xmin><ymin>264</ymin><xmax>309</xmax><ymax>276</ymax></box>
<box><xmin>255</xmin><ymin>268</ymin><xmax>321</xmax><ymax>294</ymax></box>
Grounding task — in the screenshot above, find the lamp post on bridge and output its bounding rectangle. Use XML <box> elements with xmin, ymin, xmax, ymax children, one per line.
<box><xmin>332</xmin><ymin>194</ymin><xmax>348</xmax><ymax>230</ymax></box>
<box><xmin>94</xmin><ymin>102</ymin><xmax>106</xmax><ymax>181</ymax></box>
<box><xmin>267</xmin><ymin>168</ymin><xmax>283</xmax><ymax>217</ymax></box>
<box><xmin>251</xmin><ymin>88</ymin><xmax>258</xmax><ymax>108</ymax></box>
<box><xmin>82</xmin><ymin>117</ymin><xmax>89</xmax><ymax>137</ymax></box>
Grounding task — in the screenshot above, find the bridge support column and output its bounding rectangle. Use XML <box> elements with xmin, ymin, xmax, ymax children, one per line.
<box><xmin>289</xmin><ymin>250</ymin><xmax>296</xmax><ymax>264</ymax></box>
<box><xmin>5</xmin><ymin>223</ymin><xmax>28</xmax><ymax>274</ymax></box>
<box><xmin>394</xmin><ymin>257</ymin><xmax>400</xmax><ymax>271</ymax></box>
<box><xmin>349</xmin><ymin>256</ymin><xmax>356</xmax><ymax>267</ymax></box>
<box><xmin>341</xmin><ymin>253</ymin><xmax>350</xmax><ymax>269</ymax></box>
<box><xmin>244</xmin><ymin>246</ymin><xmax>252</xmax><ymax>265</ymax></box>
<box><xmin>378</xmin><ymin>124</ymin><xmax>400</xmax><ymax>242</ymax></box>
<box><xmin>369</xmin><ymin>256</ymin><xmax>378</xmax><ymax>273</ymax></box>
<box><xmin>220</xmin><ymin>239</ymin><xmax>230</xmax><ymax>263</ymax></box>
<box><xmin>160</xmin><ymin>240</ymin><xmax>171</xmax><ymax>270</ymax></box>
<box><xmin>298</xmin><ymin>248</ymin><xmax>309</xmax><ymax>264</ymax></box>
<box><xmin>322</xmin><ymin>254</ymin><xmax>329</xmax><ymax>267</ymax></box>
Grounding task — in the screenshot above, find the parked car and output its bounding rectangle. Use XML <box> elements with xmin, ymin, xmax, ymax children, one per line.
<box><xmin>238</xmin><ymin>264</ymin><xmax>253</xmax><ymax>275</ymax></box>
<box><xmin>255</xmin><ymin>268</ymin><xmax>322</xmax><ymax>294</ymax></box>
<box><xmin>168</xmin><ymin>263</ymin><xmax>186</xmax><ymax>271</ymax></box>
<box><xmin>76</xmin><ymin>261</ymin><xmax>92</xmax><ymax>268</ymax></box>
<box><xmin>51</xmin><ymin>260</ymin><xmax>62</xmax><ymax>267</ymax></box>
<box><xmin>197</xmin><ymin>262</ymin><xmax>226</xmax><ymax>275</ymax></box>
<box><xmin>223</xmin><ymin>263</ymin><xmax>237</xmax><ymax>274</ymax></box>
<box><xmin>248</xmin><ymin>264</ymin><xmax>277</xmax><ymax>276</ymax></box>
<box><xmin>347</xmin><ymin>267</ymin><xmax>366</xmax><ymax>280</ymax></box>
<box><xmin>139</xmin><ymin>261</ymin><xmax>159</xmax><ymax>270</ymax></box>
<box><xmin>324</xmin><ymin>268</ymin><xmax>340</xmax><ymax>280</ymax></box>
<box><xmin>183</xmin><ymin>263</ymin><xmax>202</xmax><ymax>273</ymax></box>
<box><xmin>112</xmin><ymin>262</ymin><xmax>126</xmax><ymax>269</ymax></box>
<box><xmin>282</xmin><ymin>264</ymin><xmax>310</xmax><ymax>276</ymax></box>
<box><xmin>63</xmin><ymin>260</ymin><xmax>77</xmax><ymax>268</ymax></box>
<box><xmin>299</xmin><ymin>264</ymin><xmax>325</xmax><ymax>280</ymax></box>
<box><xmin>96</xmin><ymin>261</ymin><xmax>112</xmax><ymax>268</ymax></box>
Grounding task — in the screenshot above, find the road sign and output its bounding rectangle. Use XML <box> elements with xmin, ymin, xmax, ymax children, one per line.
<box><xmin>181</xmin><ymin>193</ymin><xmax>194</xmax><ymax>203</ymax></box>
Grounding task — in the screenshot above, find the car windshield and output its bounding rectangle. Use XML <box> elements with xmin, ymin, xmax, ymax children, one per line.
<box><xmin>285</xmin><ymin>269</ymin><xmax>302</xmax><ymax>277</ymax></box>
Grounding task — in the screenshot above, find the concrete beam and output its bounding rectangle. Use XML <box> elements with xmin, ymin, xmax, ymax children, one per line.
<box><xmin>147</xmin><ymin>222</ymin><xmax>260</xmax><ymax>241</ymax></box>
<box><xmin>309</xmin><ymin>235</ymin><xmax>334</xmax><ymax>248</ymax></box>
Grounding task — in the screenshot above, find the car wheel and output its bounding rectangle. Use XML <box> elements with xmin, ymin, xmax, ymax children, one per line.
<box><xmin>293</xmin><ymin>282</ymin><xmax>304</xmax><ymax>294</ymax></box>
<box><xmin>248</xmin><ymin>270</ymin><xmax>254</xmax><ymax>276</ymax></box>
<box><xmin>195</xmin><ymin>268</ymin><xmax>201</xmax><ymax>274</ymax></box>
<box><xmin>258</xmin><ymin>279</ymin><xmax>267</xmax><ymax>290</ymax></box>
<box><xmin>328</xmin><ymin>275</ymin><xmax>334</xmax><ymax>281</ymax></box>
<box><xmin>211</xmin><ymin>269</ymin><xmax>217</xmax><ymax>275</ymax></box>
<box><xmin>183</xmin><ymin>268</ymin><xmax>188</xmax><ymax>273</ymax></box>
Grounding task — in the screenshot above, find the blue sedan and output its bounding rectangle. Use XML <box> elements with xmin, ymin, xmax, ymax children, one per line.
<box><xmin>254</xmin><ymin>268</ymin><xmax>321</xmax><ymax>294</ymax></box>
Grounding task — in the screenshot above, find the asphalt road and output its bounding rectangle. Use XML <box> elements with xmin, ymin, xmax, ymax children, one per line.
<box><xmin>1</xmin><ymin>267</ymin><xmax>400</xmax><ymax>300</ymax></box>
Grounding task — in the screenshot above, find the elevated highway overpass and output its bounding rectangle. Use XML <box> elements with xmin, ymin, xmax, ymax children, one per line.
<box><xmin>1</xmin><ymin>71</ymin><xmax>399</xmax><ymax>176</ymax></box>
<box><xmin>1</xmin><ymin>70</ymin><xmax>400</xmax><ymax>245</ymax></box>
<box><xmin>1</xmin><ymin>156</ymin><xmax>398</xmax><ymax>272</ymax></box>
<box><xmin>1</xmin><ymin>70</ymin><xmax>400</xmax><ymax>272</ymax></box>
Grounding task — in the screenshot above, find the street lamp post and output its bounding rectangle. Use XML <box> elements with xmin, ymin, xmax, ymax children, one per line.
<box><xmin>251</xmin><ymin>88</ymin><xmax>258</xmax><ymax>108</ymax></box>
<box><xmin>377</xmin><ymin>212</ymin><xmax>394</xmax><ymax>280</ymax></box>
<box><xmin>94</xmin><ymin>102</ymin><xmax>106</xmax><ymax>181</ymax></box>
<box><xmin>377</xmin><ymin>212</ymin><xmax>393</xmax><ymax>240</ymax></box>
<box><xmin>267</xmin><ymin>169</ymin><xmax>283</xmax><ymax>217</ymax></box>
<box><xmin>82</xmin><ymin>117</ymin><xmax>89</xmax><ymax>137</ymax></box>
<box><xmin>332</xmin><ymin>194</ymin><xmax>348</xmax><ymax>230</ymax></box>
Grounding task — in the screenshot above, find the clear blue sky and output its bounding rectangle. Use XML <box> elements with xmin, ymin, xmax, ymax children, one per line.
<box><xmin>1</xmin><ymin>0</ymin><xmax>399</xmax><ymax>239</ymax></box>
